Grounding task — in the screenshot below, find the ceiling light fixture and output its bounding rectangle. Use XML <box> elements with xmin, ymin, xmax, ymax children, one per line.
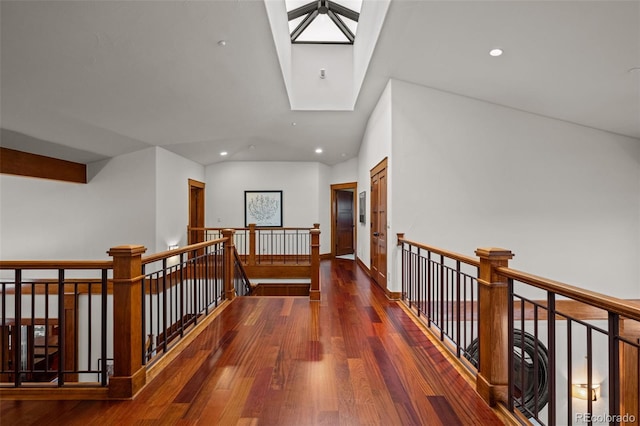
<box><xmin>217</xmin><ymin>40</ymin><xmax>227</xmax><ymax>47</ymax></box>
<box><xmin>220</xmin><ymin>151</ymin><xmax>228</xmax><ymax>156</ymax></box>
<box><xmin>291</xmin><ymin>122</ymin><xmax>297</xmax><ymax>126</ymax></box>
<box><xmin>489</xmin><ymin>48</ymin><xmax>503</xmax><ymax>57</ymax></box>
<box><xmin>315</xmin><ymin>148</ymin><xmax>323</xmax><ymax>154</ymax></box>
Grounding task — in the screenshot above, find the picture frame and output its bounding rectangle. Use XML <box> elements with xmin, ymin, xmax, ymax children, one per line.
<box><xmin>244</xmin><ymin>190</ymin><xmax>283</xmax><ymax>227</ymax></box>
<box><xmin>359</xmin><ymin>191</ymin><xmax>366</xmax><ymax>223</ymax></box>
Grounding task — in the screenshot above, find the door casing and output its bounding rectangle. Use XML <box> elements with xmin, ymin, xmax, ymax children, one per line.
<box><xmin>370</xmin><ymin>158</ymin><xmax>387</xmax><ymax>289</ymax></box>
<box><xmin>330</xmin><ymin>182</ymin><xmax>357</xmax><ymax>258</ymax></box>
<box><xmin>188</xmin><ymin>179</ymin><xmax>205</xmax><ymax>245</ymax></box>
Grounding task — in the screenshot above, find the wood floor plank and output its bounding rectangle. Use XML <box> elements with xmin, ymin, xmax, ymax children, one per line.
<box><xmin>0</xmin><ymin>259</ymin><xmax>506</xmax><ymax>425</ymax></box>
<box><xmin>428</xmin><ymin>395</ymin><xmax>464</xmax><ymax>426</ymax></box>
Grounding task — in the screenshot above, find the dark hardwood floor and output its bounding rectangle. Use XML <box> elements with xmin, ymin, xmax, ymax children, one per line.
<box><xmin>1</xmin><ymin>259</ymin><xmax>504</xmax><ymax>425</ymax></box>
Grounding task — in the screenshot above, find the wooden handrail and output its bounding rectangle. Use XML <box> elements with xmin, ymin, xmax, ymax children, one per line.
<box><xmin>397</xmin><ymin>236</ymin><xmax>479</xmax><ymax>267</ymax></box>
<box><xmin>142</xmin><ymin>238</ymin><xmax>226</xmax><ymax>264</ymax></box>
<box><xmin>190</xmin><ymin>226</ymin><xmax>314</xmax><ymax>232</ymax></box>
<box><xmin>0</xmin><ymin>260</ymin><xmax>112</xmax><ymax>269</ymax></box>
<box><xmin>497</xmin><ymin>266</ymin><xmax>640</xmax><ymax>321</ymax></box>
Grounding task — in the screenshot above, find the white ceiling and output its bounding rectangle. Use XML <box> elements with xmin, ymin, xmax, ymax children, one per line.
<box><xmin>1</xmin><ymin>0</ymin><xmax>638</xmax><ymax>167</ymax></box>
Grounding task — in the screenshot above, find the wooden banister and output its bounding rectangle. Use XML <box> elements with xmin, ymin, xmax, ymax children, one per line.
<box><xmin>310</xmin><ymin>228</ymin><xmax>321</xmax><ymax>301</ymax></box>
<box><xmin>222</xmin><ymin>229</ymin><xmax>236</xmax><ymax>301</ymax></box>
<box><xmin>496</xmin><ymin>266</ymin><xmax>640</xmax><ymax>321</ymax></box>
<box><xmin>474</xmin><ymin>247</ymin><xmax>514</xmax><ymax>407</ymax></box>
<box><xmin>397</xmin><ymin>236</ymin><xmax>480</xmax><ymax>267</ymax></box>
<box><xmin>0</xmin><ymin>260</ymin><xmax>112</xmax><ymax>270</ymax></box>
<box><xmin>107</xmin><ymin>245</ymin><xmax>147</xmax><ymax>399</ymax></box>
<box><xmin>142</xmin><ymin>238</ymin><xmax>225</xmax><ymax>264</ymax></box>
<box><xmin>248</xmin><ymin>224</ymin><xmax>257</xmax><ymax>266</ymax></box>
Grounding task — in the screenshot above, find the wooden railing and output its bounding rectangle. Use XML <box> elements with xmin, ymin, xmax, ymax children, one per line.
<box><xmin>233</xmin><ymin>249</ymin><xmax>252</xmax><ymax>297</ymax></box>
<box><xmin>397</xmin><ymin>234</ymin><xmax>640</xmax><ymax>426</ymax></box>
<box><xmin>397</xmin><ymin>235</ymin><xmax>480</xmax><ymax>371</ymax></box>
<box><xmin>141</xmin><ymin>238</ymin><xmax>229</xmax><ymax>367</ymax></box>
<box><xmin>189</xmin><ymin>224</ymin><xmax>321</xmax><ymax>291</ymax></box>
<box><xmin>0</xmin><ymin>263</ymin><xmax>111</xmax><ymax>392</ymax></box>
<box><xmin>0</xmin><ymin>234</ymin><xmax>240</xmax><ymax>399</ymax></box>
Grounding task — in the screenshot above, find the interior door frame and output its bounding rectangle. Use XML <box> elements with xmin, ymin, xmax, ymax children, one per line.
<box><xmin>188</xmin><ymin>178</ymin><xmax>206</xmax><ymax>245</ymax></box>
<box><xmin>370</xmin><ymin>158</ymin><xmax>388</xmax><ymax>288</ymax></box>
<box><xmin>330</xmin><ymin>182</ymin><xmax>357</xmax><ymax>258</ymax></box>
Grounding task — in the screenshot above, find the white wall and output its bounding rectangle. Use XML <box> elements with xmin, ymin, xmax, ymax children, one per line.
<box><xmin>356</xmin><ymin>81</ymin><xmax>393</xmax><ymax>268</ymax></box>
<box><xmin>291</xmin><ymin>44</ymin><xmax>353</xmax><ymax>110</ymax></box>
<box><xmin>155</xmin><ymin>147</ymin><xmax>205</xmax><ymax>253</ymax></box>
<box><xmin>329</xmin><ymin>157</ymin><xmax>358</xmax><ymax>185</ymax></box>
<box><xmin>0</xmin><ymin>147</ymin><xmax>157</xmax><ymax>260</ymax></box>
<box><xmin>85</xmin><ymin>148</ymin><xmax>157</xmax><ymax>256</ymax></box>
<box><xmin>205</xmin><ymin>161</ymin><xmax>331</xmax><ymax>252</ymax></box>
<box><xmin>389</xmin><ymin>79</ymin><xmax>640</xmax><ymax>297</ymax></box>
<box><xmin>0</xmin><ymin>146</ymin><xmax>206</xmax><ymax>261</ymax></box>
<box><xmin>318</xmin><ymin>162</ymin><xmax>331</xmax><ymax>253</ymax></box>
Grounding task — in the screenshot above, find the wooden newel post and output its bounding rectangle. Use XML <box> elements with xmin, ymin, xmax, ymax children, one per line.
<box><xmin>222</xmin><ymin>229</ymin><xmax>236</xmax><ymax>301</ymax></box>
<box><xmin>621</xmin><ymin>323</ymin><xmax>640</xmax><ymax>425</ymax></box>
<box><xmin>309</xmin><ymin>228</ymin><xmax>321</xmax><ymax>301</ymax></box>
<box><xmin>397</xmin><ymin>233</ymin><xmax>405</xmax><ymax>246</ymax></box>
<box><xmin>475</xmin><ymin>247</ymin><xmax>514</xmax><ymax>406</ymax></box>
<box><xmin>248</xmin><ymin>224</ymin><xmax>257</xmax><ymax>266</ymax></box>
<box><xmin>108</xmin><ymin>245</ymin><xmax>147</xmax><ymax>399</ymax></box>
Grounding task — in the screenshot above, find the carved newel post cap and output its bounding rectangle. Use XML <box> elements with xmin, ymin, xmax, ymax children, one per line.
<box><xmin>107</xmin><ymin>245</ymin><xmax>147</xmax><ymax>257</ymax></box>
<box><xmin>475</xmin><ymin>247</ymin><xmax>514</xmax><ymax>260</ymax></box>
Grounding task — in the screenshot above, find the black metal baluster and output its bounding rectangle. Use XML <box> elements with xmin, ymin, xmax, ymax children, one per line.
<box><xmin>101</xmin><ymin>269</ymin><xmax>108</xmax><ymax>386</ymax></box>
<box><xmin>547</xmin><ymin>292</ymin><xmax>556</xmax><ymax>426</ymax></box>
<box><xmin>14</xmin><ymin>269</ymin><xmax>22</xmax><ymax>387</ymax></box>
<box><xmin>456</xmin><ymin>261</ymin><xmax>461</xmax><ymax>356</ymax></box>
<box><xmin>57</xmin><ymin>269</ymin><xmax>65</xmax><ymax>386</ymax></box>
<box><xmin>608</xmin><ymin>313</ymin><xmax>620</xmax><ymax>426</ymax></box>
<box><xmin>507</xmin><ymin>278</ymin><xmax>514</xmax><ymax>412</ymax></box>
<box><xmin>567</xmin><ymin>320</ymin><xmax>572</xmax><ymax>426</ymax></box>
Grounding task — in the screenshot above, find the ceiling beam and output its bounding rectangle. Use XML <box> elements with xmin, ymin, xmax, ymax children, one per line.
<box><xmin>327</xmin><ymin>10</ymin><xmax>354</xmax><ymax>43</ymax></box>
<box><xmin>328</xmin><ymin>1</ymin><xmax>359</xmax><ymax>22</ymax></box>
<box><xmin>288</xmin><ymin>1</ymin><xmax>318</xmax><ymax>21</ymax></box>
<box><xmin>291</xmin><ymin>10</ymin><xmax>319</xmax><ymax>42</ymax></box>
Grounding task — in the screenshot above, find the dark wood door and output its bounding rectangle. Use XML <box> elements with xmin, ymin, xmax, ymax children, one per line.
<box><xmin>370</xmin><ymin>159</ymin><xmax>387</xmax><ymax>289</ymax></box>
<box><xmin>335</xmin><ymin>190</ymin><xmax>354</xmax><ymax>256</ymax></box>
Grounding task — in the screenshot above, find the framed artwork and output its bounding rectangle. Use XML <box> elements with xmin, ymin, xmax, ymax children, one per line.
<box><xmin>244</xmin><ymin>190</ymin><xmax>283</xmax><ymax>227</ymax></box>
<box><xmin>359</xmin><ymin>191</ymin><xmax>366</xmax><ymax>223</ymax></box>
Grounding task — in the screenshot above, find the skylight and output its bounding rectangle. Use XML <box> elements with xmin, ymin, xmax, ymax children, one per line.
<box><xmin>286</xmin><ymin>0</ymin><xmax>361</xmax><ymax>44</ymax></box>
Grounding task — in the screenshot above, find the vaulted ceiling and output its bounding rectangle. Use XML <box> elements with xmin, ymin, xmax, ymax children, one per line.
<box><xmin>1</xmin><ymin>1</ymin><xmax>638</xmax><ymax>167</ymax></box>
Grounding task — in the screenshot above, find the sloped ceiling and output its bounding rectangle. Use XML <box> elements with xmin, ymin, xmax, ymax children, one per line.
<box><xmin>1</xmin><ymin>0</ymin><xmax>638</xmax><ymax>167</ymax></box>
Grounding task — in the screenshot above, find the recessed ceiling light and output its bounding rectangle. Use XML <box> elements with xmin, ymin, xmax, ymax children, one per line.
<box><xmin>315</xmin><ymin>148</ymin><xmax>323</xmax><ymax>154</ymax></box>
<box><xmin>489</xmin><ymin>48</ymin><xmax>503</xmax><ymax>57</ymax></box>
<box><xmin>291</xmin><ymin>122</ymin><xmax>297</xmax><ymax>126</ymax></box>
<box><xmin>217</xmin><ymin>40</ymin><xmax>227</xmax><ymax>47</ymax></box>
<box><xmin>220</xmin><ymin>151</ymin><xmax>228</xmax><ymax>156</ymax></box>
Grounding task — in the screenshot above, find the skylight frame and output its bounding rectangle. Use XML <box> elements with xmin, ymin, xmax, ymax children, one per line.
<box><xmin>287</xmin><ymin>0</ymin><xmax>361</xmax><ymax>45</ymax></box>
